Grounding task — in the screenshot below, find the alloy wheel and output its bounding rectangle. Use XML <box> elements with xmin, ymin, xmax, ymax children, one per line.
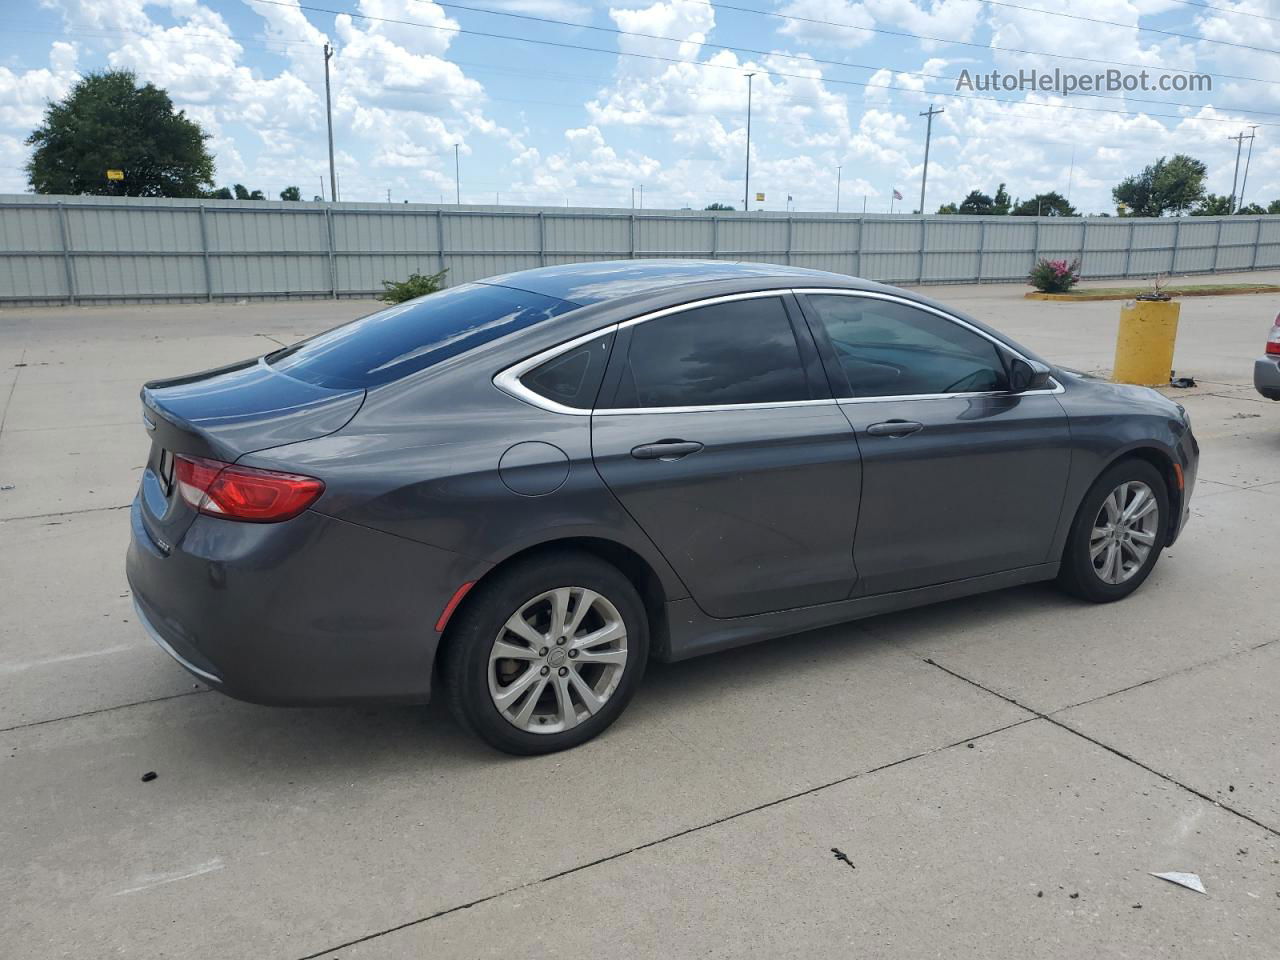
<box><xmin>1090</xmin><ymin>480</ymin><xmax>1160</xmax><ymax>585</ymax></box>
<box><xmin>487</xmin><ymin>586</ymin><xmax>629</xmax><ymax>734</ymax></box>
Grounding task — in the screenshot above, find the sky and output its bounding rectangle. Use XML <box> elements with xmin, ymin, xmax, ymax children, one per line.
<box><xmin>2</xmin><ymin>0</ymin><xmax>1280</xmax><ymax>214</ymax></box>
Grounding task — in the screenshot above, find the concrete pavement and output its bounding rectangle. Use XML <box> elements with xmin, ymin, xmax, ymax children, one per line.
<box><xmin>2</xmin><ymin>278</ymin><xmax>1278</xmax><ymax>958</ymax></box>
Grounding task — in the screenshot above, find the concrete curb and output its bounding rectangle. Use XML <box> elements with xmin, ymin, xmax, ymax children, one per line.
<box><xmin>1025</xmin><ymin>286</ymin><xmax>1280</xmax><ymax>302</ymax></box>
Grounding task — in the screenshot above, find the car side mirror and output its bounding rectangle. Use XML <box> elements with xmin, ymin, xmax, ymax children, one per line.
<box><xmin>1007</xmin><ymin>357</ymin><xmax>1052</xmax><ymax>393</ymax></box>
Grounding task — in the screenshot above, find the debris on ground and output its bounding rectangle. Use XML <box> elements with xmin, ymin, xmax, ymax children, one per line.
<box><xmin>1151</xmin><ymin>871</ymin><xmax>1206</xmax><ymax>894</ymax></box>
<box><xmin>0</xmin><ymin>484</ymin><xmax>14</xmax><ymax>491</ymax></box>
<box><xmin>830</xmin><ymin>847</ymin><xmax>856</xmax><ymax>870</ymax></box>
<box><xmin>1169</xmin><ymin>376</ymin><xmax>1197</xmax><ymax>388</ymax></box>
<box><xmin>140</xmin><ymin>771</ymin><xmax>158</xmax><ymax>783</ymax></box>
<box><xmin>1231</xmin><ymin>412</ymin><xmax>1262</xmax><ymax>419</ymax></box>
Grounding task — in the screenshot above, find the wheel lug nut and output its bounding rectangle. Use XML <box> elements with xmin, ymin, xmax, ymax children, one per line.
<box><xmin>556</xmin><ymin>637</ymin><xmax>566</xmax><ymax>646</ymax></box>
<box><xmin>540</xmin><ymin>666</ymin><xmax>550</xmax><ymax>676</ymax></box>
<box><xmin>539</xmin><ymin>647</ymin><xmax>548</xmax><ymax>656</ymax></box>
<box><xmin>568</xmin><ymin>649</ymin><xmax>578</xmax><ymax>659</ymax></box>
<box><xmin>558</xmin><ymin>666</ymin><xmax>569</xmax><ymax>676</ymax></box>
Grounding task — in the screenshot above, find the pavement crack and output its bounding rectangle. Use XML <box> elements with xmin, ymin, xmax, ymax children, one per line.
<box><xmin>0</xmin><ymin>688</ymin><xmax>210</xmax><ymax>734</ymax></box>
<box><xmin>0</xmin><ymin>347</ymin><xmax>25</xmax><ymax>437</ymax></box>
<box><xmin>292</xmin><ymin>716</ymin><xmax>1035</xmax><ymax>960</ymax></box>
<box><xmin>921</xmin><ymin>657</ymin><xmax>1280</xmax><ymax>840</ymax></box>
<box><xmin>0</xmin><ymin>503</ymin><xmax>131</xmax><ymax>524</ymax></box>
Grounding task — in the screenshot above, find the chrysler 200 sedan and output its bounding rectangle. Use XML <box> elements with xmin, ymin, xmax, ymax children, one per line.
<box><xmin>127</xmin><ymin>261</ymin><xmax>1199</xmax><ymax>754</ymax></box>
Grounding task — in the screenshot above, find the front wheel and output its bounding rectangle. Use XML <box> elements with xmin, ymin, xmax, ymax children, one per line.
<box><xmin>442</xmin><ymin>552</ymin><xmax>649</xmax><ymax>755</ymax></box>
<box><xmin>1057</xmin><ymin>458</ymin><xmax>1169</xmax><ymax>602</ymax></box>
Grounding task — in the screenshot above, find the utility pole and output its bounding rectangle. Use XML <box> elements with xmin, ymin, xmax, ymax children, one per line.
<box><xmin>836</xmin><ymin>164</ymin><xmax>842</xmax><ymax>213</ymax></box>
<box><xmin>386</xmin><ymin>188</ymin><xmax>391</xmax><ymax>204</ymax></box>
<box><xmin>918</xmin><ymin>104</ymin><xmax>943</xmax><ymax>216</ymax></box>
<box><xmin>639</xmin><ymin>184</ymin><xmax>644</xmax><ymax>209</ymax></box>
<box><xmin>454</xmin><ymin>143</ymin><xmax>461</xmax><ymax>204</ymax></box>
<box><xmin>631</xmin><ymin>187</ymin><xmax>635</xmax><ymax>209</ymax></box>
<box><xmin>1229</xmin><ymin>130</ymin><xmax>1247</xmax><ymax>213</ymax></box>
<box><xmin>743</xmin><ymin>72</ymin><xmax>756</xmax><ymax>213</ymax></box>
<box><xmin>1066</xmin><ymin>145</ymin><xmax>1075</xmax><ymax>205</ymax></box>
<box><xmin>1239</xmin><ymin>125</ymin><xmax>1259</xmax><ymax>212</ymax></box>
<box><xmin>323</xmin><ymin>44</ymin><xmax>338</xmax><ymax>203</ymax></box>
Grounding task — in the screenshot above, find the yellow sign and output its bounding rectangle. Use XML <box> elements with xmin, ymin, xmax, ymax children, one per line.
<box><xmin>106</xmin><ymin>169</ymin><xmax>124</xmax><ymax>181</ymax></box>
<box><xmin>755</xmin><ymin>192</ymin><xmax>765</xmax><ymax>202</ymax></box>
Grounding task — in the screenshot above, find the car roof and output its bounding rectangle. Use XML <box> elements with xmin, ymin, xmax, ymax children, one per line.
<box><xmin>478</xmin><ymin>259</ymin><xmax>873</xmax><ymax>306</ymax></box>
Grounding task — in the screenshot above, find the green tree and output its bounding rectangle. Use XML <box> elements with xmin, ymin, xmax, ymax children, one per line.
<box><xmin>993</xmin><ymin>183</ymin><xmax>1012</xmax><ymax>215</ymax></box>
<box><xmin>1011</xmin><ymin>192</ymin><xmax>1076</xmax><ymax>217</ymax></box>
<box><xmin>936</xmin><ymin>202</ymin><xmax>959</xmax><ymax>214</ymax></box>
<box><xmin>704</xmin><ymin>202</ymin><xmax>734</xmax><ymax>210</ymax></box>
<box><xmin>958</xmin><ymin>190</ymin><xmax>994</xmax><ymax>215</ymax></box>
<box><xmin>1236</xmin><ymin>202</ymin><xmax>1266</xmax><ymax>215</ymax></box>
<box><xmin>280</xmin><ymin>185</ymin><xmax>301</xmax><ymax>201</ymax></box>
<box><xmin>1268</xmin><ymin>199</ymin><xmax>1280</xmax><ymax>214</ymax></box>
<box><xmin>1113</xmin><ymin>154</ymin><xmax>1206</xmax><ymax>216</ymax></box>
<box><xmin>231</xmin><ymin>183</ymin><xmax>265</xmax><ymax>200</ymax></box>
<box><xmin>1191</xmin><ymin>193</ymin><xmax>1232</xmax><ymax>216</ymax></box>
<box><xmin>25</xmin><ymin>70</ymin><xmax>214</xmax><ymax>197</ymax></box>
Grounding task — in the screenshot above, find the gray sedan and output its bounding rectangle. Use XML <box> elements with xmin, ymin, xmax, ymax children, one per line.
<box><xmin>126</xmin><ymin>261</ymin><xmax>1199</xmax><ymax>754</ymax></box>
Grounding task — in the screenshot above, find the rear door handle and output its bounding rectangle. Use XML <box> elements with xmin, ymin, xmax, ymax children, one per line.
<box><xmin>866</xmin><ymin>419</ymin><xmax>924</xmax><ymax>437</ymax></box>
<box><xmin>630</xmin><ymin>439</ymin><xmax>704</xmax><ymax>460</ymax></box>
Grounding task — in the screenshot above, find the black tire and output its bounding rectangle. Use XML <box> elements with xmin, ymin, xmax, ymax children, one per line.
<box><xmin>1057</xmin><ymin>458</ymin><xmax>1169</xmax><ymax>603</ymax></box>
<box><xmin>441</xmin><ymin>551</ymin><xmax>649</xmax><ymax>755</ymax></box>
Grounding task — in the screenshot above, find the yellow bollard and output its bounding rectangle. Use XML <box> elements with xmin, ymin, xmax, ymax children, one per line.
<box><xmin>1113</xmin><ymin>296</ymin><xmax>1180</xmax><ymax>386</ymax></box>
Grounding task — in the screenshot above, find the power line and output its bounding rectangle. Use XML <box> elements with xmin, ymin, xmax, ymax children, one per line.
<box><xmin>427</xmin><ymin>0</ymin><xmax>1280</xmax><ymax>118</ymax></box>
<box><xmin>247</xmin><ymin>0</ymin><xmax>1280</xmax><ymax>128</ymax></box>
<box><xmin>973</xmin><ymin>0</ymin><xmax>1280</xmax><ymax>56</ymax></box>
<box><xmin>700</xmin><ymin>0</ymin><xmax>1274</xmax><ymax>82</ymax></box>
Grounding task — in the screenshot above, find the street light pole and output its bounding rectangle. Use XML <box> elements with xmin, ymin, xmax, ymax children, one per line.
<box><xmin>918</xmin><ymin>104</ymin><xmax>943</xmax><ymax>216</ymax></box>
<box><xmin>836</xmin><ymin>164</ymin><xmax>842</xmax><ymax>213</ymax></box>
<box><xmin>323</xmin><ymin>43</ymin><xmax>338</xmax><ymax>203</ymax></box>
<box><xmin>743</xmin><ymin>72</ymin><xmax>755</xmax><ymax>212</ymax></box>
<box><xmin>454</xmin><ymin>143</ymin><xmax>460</xmax><ymax>205</ymax></box>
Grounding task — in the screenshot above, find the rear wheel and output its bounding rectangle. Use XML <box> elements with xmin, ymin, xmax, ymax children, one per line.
<box><xmin>1057</xmin><ymin>459</ymin><xmax>1169</xmax><ymax>602</ymax></box>
<box><xmin>442</xmin><ymin>552</ymin><xmax>649</xmax><ymax>755</ymax></box>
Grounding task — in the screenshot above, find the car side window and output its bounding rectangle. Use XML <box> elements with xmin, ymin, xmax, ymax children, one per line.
<box><xmin>520</xmin><ymin>332</ymin><xmax>614</xmax><ymax>409</ymax></box>
<box><xmin>805</xmin><ymin>295</ymin><xmax>1008</xmax><ymax>398</ymax></box>
<box><xmin>608</xmin><ymin>297</ymin><xmax>811</xmax><ymax>409</ymax></box>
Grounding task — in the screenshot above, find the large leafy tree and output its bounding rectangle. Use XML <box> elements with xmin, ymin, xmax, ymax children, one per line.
<box><xmin>958</xmin><ymin>190</ymin><xmax>994</xmax><ymax>215</ymax></box>
<box><xmin>992</xmin><ymin>183</ymin><xmax>1012</xmax><ymax>215</ymax></box>
<box><xmin>26</xmin><ymin>70</ymin><xmax>214</xmax><ymax>197</ymax></box>
<box><xmin>1112</xmin><ymin>154</ymin><xmax>1206</xmax><ymax>217</ymax></box>
<box><xmin>1190</xmin><ymin>193</ymin><xmax>1232</xmax><ymax>216</ymax></box>
<box><xmin>1011</xmin><ymin>191</ymin><xmax>1076</xmax><ymax>216</ymax></box>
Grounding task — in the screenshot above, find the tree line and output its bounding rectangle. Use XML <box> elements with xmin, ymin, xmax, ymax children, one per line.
<box><xmin>936</xmin><ymin>154</ymin><xmax>1279</xmax><ymax>218</ymax></box>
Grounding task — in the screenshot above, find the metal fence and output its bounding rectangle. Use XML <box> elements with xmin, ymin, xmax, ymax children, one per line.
<box><xmin>3</xmin><ymin>193</ymin><xmax>1279</xmax><ymax>306</ymax></box>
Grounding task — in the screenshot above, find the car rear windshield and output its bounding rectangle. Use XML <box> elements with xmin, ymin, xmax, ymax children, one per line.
<box><xmin>268</xmin><ymin>283</ymin><xmax>578</xmax><ymax>389</ymax></box>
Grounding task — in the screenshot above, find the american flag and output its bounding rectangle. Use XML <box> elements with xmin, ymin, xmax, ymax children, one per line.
<box><xmin>892</xmin><ymin>189</ymin><xmax>903</xmax><ymax>200</ymax></box>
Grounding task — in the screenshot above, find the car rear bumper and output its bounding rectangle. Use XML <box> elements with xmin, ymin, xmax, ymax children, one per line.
<box><xmin>126</xmin><ymin>497</ymin><xmax>488</xmax><ymax>705</ymax></box>
<box><xmin>1255</xmin><ymin>356</ymin><xmax>1280</xmax><ymax>400</ymax></box>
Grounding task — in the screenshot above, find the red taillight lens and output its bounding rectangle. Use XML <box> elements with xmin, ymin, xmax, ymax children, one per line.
<box><xmin>174</xmin><ymin>455</ymin><xmax>324</xmax><ymax>522</ymax></box>
<box><xmin>1266</xmin><ymin>320</ymin><xmax>1280</xmax><ymax>355</ymax></box>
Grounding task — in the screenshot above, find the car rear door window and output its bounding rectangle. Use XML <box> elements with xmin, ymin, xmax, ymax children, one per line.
<box><xmin>805</xmin><ymin>295</ymin><xmax>1008</xmax><ymax>398</ymax></box>
<box><xmin>269</xmin><ymin>283</ymin><xmax>577</xmax><ymax>389</ymax></box>
<box><xmin>608</xmin><ymin>297</ymin><xmax>811</xmax><ymax>409</ymax></box>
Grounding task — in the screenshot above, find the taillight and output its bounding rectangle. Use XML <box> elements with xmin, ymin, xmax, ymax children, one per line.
<box><xmin>1267</xmin><ymin>317</ymin><xmax>1280</xmax><ymax>355</ymax></box>
<box><xmin>174</xmin><ymin>455</ymin><xmax>324</xmax><ymax>522</ymax></box>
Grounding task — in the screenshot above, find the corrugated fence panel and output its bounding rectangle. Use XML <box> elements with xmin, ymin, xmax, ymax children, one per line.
<box><xmin>1</xmin><ymin>195</ymin><xmax>1278</xmax><ymax>304</ymax></box>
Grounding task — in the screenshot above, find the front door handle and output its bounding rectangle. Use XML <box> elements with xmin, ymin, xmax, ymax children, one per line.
<box><xmin>630</xmin><ymin>439</ymin><xmax>704</xmax><ymax>461</ymax></box>
<box><xmin>866</xmin><ymin>419</ymin><xmax>924</xmax><ymax>437</ymax></box>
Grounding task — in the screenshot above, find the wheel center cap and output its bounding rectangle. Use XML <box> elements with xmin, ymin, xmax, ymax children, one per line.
<box><xmin>547</xmin><ymin>648</ymin><xmax>567</xmax><ymax>668</ymax></box>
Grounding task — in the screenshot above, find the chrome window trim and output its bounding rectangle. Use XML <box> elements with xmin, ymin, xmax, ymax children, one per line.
<box><xmin>493</xmin><ymin>290</ymin><xmax>800</xmax><ymax>415</ymax></box>
<box><xmin>493</xmin><ymin>286</ymin><xmax>1063</xmax><ymax>415</ymax></box>
<box><xmin>792</xmin><ymin>287</ymin><xmax>1064</xmax><ymax>400</ymax></box>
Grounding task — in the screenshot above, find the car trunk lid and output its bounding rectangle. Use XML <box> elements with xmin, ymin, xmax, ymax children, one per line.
<box><xmin>137</xmin><ymin>358</ymin><xmax>364</xmax><ymax>550</ymax></box>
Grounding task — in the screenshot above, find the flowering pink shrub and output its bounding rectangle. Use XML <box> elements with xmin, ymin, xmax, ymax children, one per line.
<box><xmin>1028</xmin><ymin>257</ymin><xmax>1081</xmax><ymax>293</ymax></box>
